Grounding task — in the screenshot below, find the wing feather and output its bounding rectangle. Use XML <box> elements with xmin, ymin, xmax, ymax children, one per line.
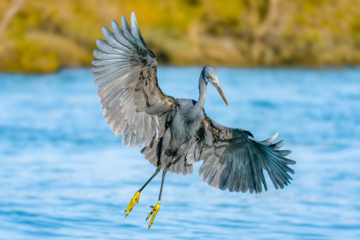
<box><xmin>92</xmin><ymin>58</ymin><xmax>130</xmax><ymax>66</ymax></box>
<box><xmin>194</xmin><ymin>116</ymin><xmax>295</xmax><ymax>194</ymax></box>
<box><xmin>102</xmin><ymin>26</ymin><xmax>134</xmax><ymax>53</ymax></box>
<box><xmin>92</xmin><ymin>13</ymin><xmax>175</xmax><ymax>148</ymax></box>
<box><xmin>96</xmin><ymin>39</ymin><xmax>128</xmax><ymax>55</ymax></box>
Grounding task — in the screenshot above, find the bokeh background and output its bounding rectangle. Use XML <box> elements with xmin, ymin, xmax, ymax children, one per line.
<box><xmin>1</xmin><ymin>0</ymin><xmax>360</xmax><ymax>239</ymax></box>
<box><xmin>1</xmin><ymin>0</ymin><xmax>360</xmax><ymax>72</ymax></box>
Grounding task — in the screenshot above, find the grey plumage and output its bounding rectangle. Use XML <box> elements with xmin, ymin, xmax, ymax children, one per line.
<box><xmin>92</xmin><ymin>12</ymin><xmax>296</xmax><ymax>195</ymax></box>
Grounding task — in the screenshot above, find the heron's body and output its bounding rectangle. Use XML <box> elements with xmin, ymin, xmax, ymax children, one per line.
<box><xmin>151</xmin><ymin>101</ymin><xmax>200</xmax><ymax>172</ymax></box>
<box><xmin>141</xmin><ymin>97</ymin><xmax>205</xmax><ymax>175</ymax></box>
<box><xmin>170</xmin><ymin>99</ymin><xmax>205</xmax><ymax>150</ymax></box>
<box><xmin>92</xmin><ymin>12</ymin><xmax>296</xmax><ymax>229</ymax></box>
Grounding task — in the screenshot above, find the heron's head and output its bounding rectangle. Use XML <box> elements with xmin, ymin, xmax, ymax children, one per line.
<box><xmin>202</xmin><ymin>65</ymin><xmax>228</xmax><ymax>107</ymax></box>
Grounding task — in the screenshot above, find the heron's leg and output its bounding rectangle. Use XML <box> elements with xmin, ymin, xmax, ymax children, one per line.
<box><xmin>125</xmin><ymin>167</ymin><xmax>160</xmax><ymax>217</ymax></box>
<box><xmin>138</xmin><ymin>167</ymin><xmax>161</xmax><ymax>192</ymax></box>
<box><xmin>146</xmin><ymin>168</ymin><xmax>167</xmax><ymax>229</ymax></box>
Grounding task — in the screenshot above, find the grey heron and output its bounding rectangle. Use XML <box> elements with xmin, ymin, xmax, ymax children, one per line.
<box><xmin>92</xmin><ymin>12</ymin><xmax>295</xmax><ymax>229</ymax></box>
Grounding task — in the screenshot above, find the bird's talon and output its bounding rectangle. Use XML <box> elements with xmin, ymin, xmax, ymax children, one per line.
<box><xmin>125</xmin><ymin>191</ymin><xmax>140</xmax><ymax>217</ymax></box>
<box><xmin>146</xmin><ymin>201</ymin><xmax>160</xmax><ymax>229</ymax></box>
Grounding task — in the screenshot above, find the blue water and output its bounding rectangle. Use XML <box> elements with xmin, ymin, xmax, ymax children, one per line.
<box><xmin>1</xmin><ymin>67</ymin><xmax>360</xmax><ymax>239</ymax></box>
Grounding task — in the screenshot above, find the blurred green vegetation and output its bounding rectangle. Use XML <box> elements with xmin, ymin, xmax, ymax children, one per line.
<box><xmin>1</xmin><ymin>0</ymin><xmax>360</xmax><ymax>72</ymax></box>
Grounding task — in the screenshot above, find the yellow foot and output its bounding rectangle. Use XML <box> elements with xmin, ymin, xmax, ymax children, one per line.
<box><xmin>124</xmin><ymin>191</ymin><xmax>140</xmax><ymax>217</ymax></box>
<box><xmin>146</xmin><ymin>200</ymin><xmax>161</xmax><ymax>230</ymax></box>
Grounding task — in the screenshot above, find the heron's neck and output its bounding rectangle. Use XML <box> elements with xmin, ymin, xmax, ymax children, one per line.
<box><xmin>190</xmin><ymin>75</ymin><xmax>207</xmax><ymax>118</ymax></box>
<box><xmin>198</xmin><ymin>75</ymin><xmax>207</xmax><ymax>107</ymax></box>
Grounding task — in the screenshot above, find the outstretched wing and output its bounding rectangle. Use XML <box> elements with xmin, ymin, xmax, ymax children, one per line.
<box><xmin>92</xmin><ymin>12</ymin><xmax>175</xmax><ymax>148</ymax></box>
<box><xmin>187</xmin><ymin>116</ymin><xmax>295</xmax><ymax>193</ymax></box>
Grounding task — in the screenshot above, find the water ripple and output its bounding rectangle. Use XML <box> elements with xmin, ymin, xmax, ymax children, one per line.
<box><xmin>0</xmin><ymin>67</ymin><xmax>360</xmax><ymax>239</ymax></box>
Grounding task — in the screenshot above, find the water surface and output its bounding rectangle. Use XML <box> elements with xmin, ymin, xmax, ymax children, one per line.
<box><xmin>1</xmin><ymin>67</ymin><xmax>360</xmax><ymax>239</ymax></box>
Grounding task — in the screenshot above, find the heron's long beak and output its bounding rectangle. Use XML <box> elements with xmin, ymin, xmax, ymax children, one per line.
<box><xmin>215</xmin><ymin>85</ymin><xmax>229</xmax><ymax>107</ymax></box>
